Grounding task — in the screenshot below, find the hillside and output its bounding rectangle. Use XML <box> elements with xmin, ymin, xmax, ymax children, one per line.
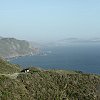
<box><xmin>0</xmin><ymin>59</ymin><xmax>100</xmax><ymax>100</ymax></box>
<box><xmin>0</xmin><ymin>58</ymin><xmax>21</xmax><ymax>74</ymax></box>
<box><xmin>0</xmin><ymin>37</ymin><xmax>39</xmax><ymax>58</ymax></box>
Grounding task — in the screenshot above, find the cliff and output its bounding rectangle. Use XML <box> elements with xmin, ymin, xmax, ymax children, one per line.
<box><xmin>0</xmin><ymin>37</ymin><xmax>39</xmax><ymax>58</ymax></box>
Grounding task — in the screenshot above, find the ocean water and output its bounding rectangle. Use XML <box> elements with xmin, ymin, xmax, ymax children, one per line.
<box><xmin>10</xmin><ymin>43</ymin><xmax>100</xmax><ymax>74</ymax></box>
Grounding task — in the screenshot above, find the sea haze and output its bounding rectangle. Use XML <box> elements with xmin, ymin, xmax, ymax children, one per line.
<box><xmin>10</xmin><ymin>43</ymin><xmax>100</xmax><ymax>74</ymax></box>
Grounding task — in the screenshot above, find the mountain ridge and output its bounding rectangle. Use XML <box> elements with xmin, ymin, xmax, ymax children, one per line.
<box><xmin>0</xmin><ymin>37</ymin><xmax>39</xmax><ymax>58</ymax></box>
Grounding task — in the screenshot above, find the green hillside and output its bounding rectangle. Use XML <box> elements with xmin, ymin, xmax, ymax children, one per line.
<box><xmin>0</xmin><ymin>59</ymin><xmax>100</xmax><ymax>100</ymax></box>
<box><xmin>0</xmin><ymin>58</ymin><xmax>21</xmax><ymax>74</ymax></box>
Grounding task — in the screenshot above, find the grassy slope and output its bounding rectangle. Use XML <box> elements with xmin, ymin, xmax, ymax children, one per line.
<box><xmin>17</xmin><ymin>68</ymin><xmax>100</xmax><ymax>100</ymax></box>
<box><xmin>0</xmin><ymin>59</ymin><xmax>100</xmax><ymax>100</ymax></box>
<box><xmin>0</xmin><ymin>58</ymin><xmax>21</xmax><ymax>74</ymax></box>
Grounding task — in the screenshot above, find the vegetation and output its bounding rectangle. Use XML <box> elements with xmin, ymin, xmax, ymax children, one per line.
<box><xmin>0</xmin><ymin>58</ymin><xmax>21</xmax><ymax>74</ymax></box>
<box><xmin>0</xmin><ymin>58</ymin><xmax>100</xmax><ymax>100</ymax></box>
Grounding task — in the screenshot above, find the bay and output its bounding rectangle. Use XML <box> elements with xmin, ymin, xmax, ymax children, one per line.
<box><xmin>10</xmin><ymin>43</ymin><xmax>100</xmax><ymax>74</ymax></box>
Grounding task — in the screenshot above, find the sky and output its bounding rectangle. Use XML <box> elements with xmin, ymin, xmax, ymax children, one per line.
<box><xmin>0</xmin><ymin>0</ymin><xmax>100</xmax><ymax>42</ymax></box>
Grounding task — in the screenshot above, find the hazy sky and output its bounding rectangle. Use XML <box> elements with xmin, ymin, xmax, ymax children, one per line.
<box><xmin>0</xmin><ymin>0</ymin><xmax>100</xmax><ymax>42</ymax></box>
